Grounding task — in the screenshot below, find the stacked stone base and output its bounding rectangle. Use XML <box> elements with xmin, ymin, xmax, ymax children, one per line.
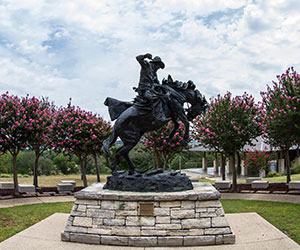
<box><xmin>61</xmin><ymin>183</ymin><xmax>235</xmax><ymax>247</ymax></box>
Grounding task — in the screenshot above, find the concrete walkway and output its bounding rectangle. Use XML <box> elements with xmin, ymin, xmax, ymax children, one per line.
<box><xmin>0</xmin><ymin>212</ymin><xmax>299</xmax><ymax>249</ymax></box>
<box><xmin>221</xmin><ymin>193</ymin><xmax>300</xmax><ymax>204</ymax></box>
<box><xmin>0</xmin><ymin>196</ymin><xmax>75</xmax><ymax>208</ymax></box>
<box><xmin>0</xmin><ymin>192</ymin><xmax>299</xmax><ymax>208</ymax></box>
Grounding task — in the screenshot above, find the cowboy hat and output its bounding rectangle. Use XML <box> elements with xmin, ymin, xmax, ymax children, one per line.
<box><xmin>151</xmin><ymin>56</ymin><xmax>165</xmax><ymax>69</ymax></box>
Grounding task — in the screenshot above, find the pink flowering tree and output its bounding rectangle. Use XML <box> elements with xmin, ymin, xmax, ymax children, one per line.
<box><xmin>193</xmin><ymin>92</ymin><xmax>261</xmax><ymax>190</ymax></box>
<box><xmin>260</xmin><ymin>67</ymin><xmax>300</xmax><ymax>182</ymax></box>
<box><xmin>24</xmin><ymin>96</ymin><xmax>55</xmax><ymax>189</ymax></box>
<box><xmin>52</xmin><ymin>103</ymin><xmax>110</xmax><ymax>187</ymax></box>
<box><xmin>143</xmin><ymin>122</ymin><xmax>185</xmax><ymax>169</ymax></box>
<box><xmin>87</xmin><ymin>116</ymin><xmax>111</xmax><ymax>182</ymax></box>
<box><xmin>0</xmin><ymin>93</ymin><xmax>29</xmax><ymax>195</ymax></box>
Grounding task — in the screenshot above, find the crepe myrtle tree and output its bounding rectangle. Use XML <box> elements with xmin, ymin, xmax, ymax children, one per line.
<box><xmin>143</xmin><ymin>121</ymin><xmax>185</xmax><ymax>169</ymax></box>
<box><xmin>0</xmin><ymin>93</ymin><xmax>29</xmax><ymax>195</ymax></box>
<box><xmin>260</xmin><ymin>67</ymin><xmax>300</xmax><ymax>182</ymax></box>
<box><xmin>52</xmin><ymin>102</ymin><xmax>110</xmax><ymax>187</ymax></box>
<box><xmin>24</xmin><ymin>96</ymin><xmax>55</xmax><ymax>189</ymax></box>
<box><xmin>193</xmin><ymin>92</ymin><xmax>261</xmax><ymax>191</ymax></box>
<box><xmin>87</xmin><ymin>116</ymin><xmax>111</xmax><ymax>183</ymax></box>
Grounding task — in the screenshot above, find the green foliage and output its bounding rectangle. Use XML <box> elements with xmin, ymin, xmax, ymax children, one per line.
<box><xmin>52</xmin><ymin>153</ymin><xmax>79</xmax><ymax>175</ymax></box>
<box><xmin>291</xmin><ymin>163</ymin><xmax>300</xmax><ymax>174</ymax></box>
<box><xmin>266</xmin><ymin>172</ymin><xmax>282</xmax><ymax>178</ymax></box>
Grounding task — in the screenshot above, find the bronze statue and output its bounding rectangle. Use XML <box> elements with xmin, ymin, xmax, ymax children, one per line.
<box><xmin>102</xmin><ymin>54</ymin><xmax>207</xmax><ymax>177</ymax></box>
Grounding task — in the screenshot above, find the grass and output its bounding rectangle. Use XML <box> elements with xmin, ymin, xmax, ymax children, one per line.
<box><xmin>222</xmin><ymin>199</ymin><xmax>300</xmax><ymax>244</ymax></box>
<box><xmin>0</xmin><ymin>202</ymin><xmax>73</xmax><ymax>242</ymax></box>
<box><xmin>0</xmin><ymin>174</ymin><xmax>108</xmax><ymax>187</ymax></box>
<box><xmin>264</xmin><ymin>173</ymin><xmax>300</xmax><ymax>182</ymax></box>
<box><xmin>0</xmin><ymin>200</ymin><xmax>299</xmax><ymax>244</ymax></box>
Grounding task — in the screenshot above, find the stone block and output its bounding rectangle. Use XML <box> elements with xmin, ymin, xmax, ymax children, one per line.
<box><xmin>61</xmin><ymin>180</ymin><xmax>76</xmax><ymax>187</ymax></box>
<box><xmin>101</xmin><ymin>236</ymin><xmax>128</xmax><ymax>246</ymax></box>
<box><xmin>216</xmin><ymin>235</ymin><xmax>223</xmax><ymax>244</ymax></box>
<box><xmin>205</xmin><ymin>227</ymin><xmax>231</xmax><ymax>235</ymax></box>
<box><xmin>187</xmin><ymin>229</ymin><xmax>205</xmax><ymax>235</ymax></box>
<box><xmin>171</xmin><ymin>219</ymin><xmax>181</xmax><ymax>224</ymax></box>
<box><xmin>156</xmin><ymin>223</ymin><xmax>181</xmax><ymax>230</ymax></box>
<box><xmin>111</xmin><ymin>226</ymin><xmax>140</xmax><ymax>236</ymax></box>
<box><xmin>212</xmin><ymin>217</ymin><xmax>229</xmax><ymax>227</ymax></box>
<box><xmin>154</xmin><ymin>207</ymin><xmax>169</xmax><ymax>216</ymax></box>
<box><xmin>214</xmin><ymin>181</ymin><xmax>231</xmax><ymax>189</ymax></box>
<box><xmin>92</xmin><ymin>218</ymin><xmax>103</xmax><ymax>225</ymax></box>
<box><xmin>223</xmin><ymin>234</ymin><xmax>235</xmax><ymax>244</ymax></box>
<box><xmin>103</xmin><ymin>218</ymin><xmax>125</xmax><ymax>226</ymax></box>
<box><xmin>141</xmin><ymin>229</ymin><xmax>167</xmax><ymax>236</ymax></box>
<box><xmin>70</xmin><ymin>233</ymin><xmax>100</xmax><ymax>244</ymax></box>
<box><xmin>159</xmin><ymin>201</ymin><xmax>181</xmax><ymax>207</ymax></box>
<box><xmin>166</xmin><ymin>229</ymin><xmax>189</xmax><ymax>236</ymax></box>
<box><xmin>140</xmin><ymin>217</ymin><xmax>155</xmax><ymax>226</ymax></box>
<box><xmin>128</xmin><ymin>237</ymin><xmax>157</xmax><ymax>246</ymax></box>
<box><xmin>246</xmin><ymin>177</ymin><xmax>261</xmax><ymax>184</ymax></box>
<box><xmin>73</xmin><ymin>217</ymin><xmax>93</xmax><ymax>227</ymax></box>
<box><xmin>87</xmin><ymin>227</ymin><xmax>111</xmax><ymax>235</ymax></box>
<box><xmin>126</xmin><ymin>216</ymin><xmax>139</xmax><ymax>226</ymax></box>
<box><xmin>156</xmin><ymin>216</ymin><xmax>170</xmax><ymax>224</ymax></box>
<box><xmin>288</xmin><ymin>181</ymin><xmax>300</xmax><ymax>190</ymax></box>
<box><xmin>120</xmin><ymin>201</ymin><xmax>137</xmax><ymax>210</ymax></box>
<box><xmin>184</xmin><ymin>235</ymin><xmax>216</xmax><ymax>246</ymax></box>
<box><xmin>196</xmin><ymin>200</ymin><xmax>221</xmax><ymax>208</ymax></box>
<box><xmin>158</xmin><ymin>236</ymin><xmax>183</xmax><ymax>246</ymax></box>
<box><xmin>77</xmin><ymin>205</ymin><xmax>87</xmax><ymax>212</ymax></box>
<box><xmin>0</xmin><ymin>182</ymin><xmax>14</xmax><ymax>189</ymax></box>
<box><xmin>61</xmin><ymin>231</ymin><xmax>70</xmax><ymax>241</ymax></box>
<box><xmin>171</xmin><ymin>209</ymin><xmax>195</xmax><ymax>219</ymax></box>
<box><xmin>75</xmin><ymin>199</ymin><xmax>99</xmax><ymax>205</ymax></box>
<box><xmin>87</xmin><ymin>209</ymin><xmax>115</xmax><ymax>218</ymax></box>
<box><xmin>57</xmin><ymin>183</ymin><xmax>74</xmax><ymax>193</ymax></box>
<box><xmin>64</xmin><ymin>225</ymin><xmax>88</xmax><ymax>234</ymax></box>
<box><xmin>182</xmin><ymin>218</ymin><xmax>211</xmax><ymax>229</ymax></box>
<box><xmin>181</xmin><ymin>201</ymin><xmax>195</xmax><ymax>209</ymax></box>
<box><xmin>101</xmin><ymin>200</ymin><xmax>120</xmax><ymax>210</ymax></box>
<box><xmin>196</xmin><ymin>208</ymin><xmax>207</xmax><ymax>213</ymax></box>
<box><xmin>116</xmin><ymin>210</ymin><xmax>137</xmax><ymax>216</ymax></box>
<box><xmin>251</xmin><ymin>180</ymin><xmax>269</xmax><ymax>189</ymax></box>
<box><xmin>18</xmin><ymin>184</ymin><xmax>35</xmax><ymax>193</ymax></box>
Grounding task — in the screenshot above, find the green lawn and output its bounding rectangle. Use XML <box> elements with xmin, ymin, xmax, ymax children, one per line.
<box><xmin>0</xmin><ymin>174</ymin><xmax>108</xmax><ymax>187</ymax></box>
<box><xmin>222</xmin><ymin>199</ymin><xmax>300</xmax><ymax>244</ymax></box>
<box><xmin>264</xmin><ymin>173</ymin><xmax>300</xmax><ymax>182</ymax></box>
<box><xmin>0</xmin><ymin>200</ymin><xmax>299</xmax><ymax>244</ymax></box>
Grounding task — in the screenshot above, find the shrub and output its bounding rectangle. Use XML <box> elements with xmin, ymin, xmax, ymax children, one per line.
<box><xmin>291</xmin><ymin>163</ymin><xmax>300</xmax><ymax>174</ymax></box>
<box><xmin>267</xmin><ymin>172</ymin><xmax>282</xmax><ymax>178</ymax></box>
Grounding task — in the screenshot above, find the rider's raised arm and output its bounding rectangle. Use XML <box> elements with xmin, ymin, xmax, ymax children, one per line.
<box><xmin>136</xmin><ymin>53</ymin><xmax>152</xmax><ymax>68</ymax></box>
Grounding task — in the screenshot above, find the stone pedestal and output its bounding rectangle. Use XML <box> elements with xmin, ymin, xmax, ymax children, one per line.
<box><xmin>61</xmin><ymin>183</ymin><xmax>235</xmax><ymax>247</ymax></box>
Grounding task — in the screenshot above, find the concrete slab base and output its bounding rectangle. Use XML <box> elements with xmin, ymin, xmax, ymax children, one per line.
<box><xmin>0</xmin><ymin>213</ymin><xmax>299</xmax><ymax>250</ymax></box>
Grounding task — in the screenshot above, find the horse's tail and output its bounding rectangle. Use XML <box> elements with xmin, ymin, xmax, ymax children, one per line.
<box><xmin>102</xmin><ymin>128</ymin><xmax>118</xmax><ymax>157</ymax></box>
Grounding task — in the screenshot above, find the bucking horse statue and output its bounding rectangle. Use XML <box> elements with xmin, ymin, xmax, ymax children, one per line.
<box><xmin>102</xmin><ymin>74</ymin><xmax>208</xmax><ymax>176</ymax></box>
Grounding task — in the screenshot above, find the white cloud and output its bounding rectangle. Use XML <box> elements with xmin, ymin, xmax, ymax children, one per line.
<box><xmin>0</xmin><ymin>0</ymin><xmax>299</xmax><ymax>120</ymax></box>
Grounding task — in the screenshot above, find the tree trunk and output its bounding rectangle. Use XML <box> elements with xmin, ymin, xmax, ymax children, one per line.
<box><xmin>221</xmin><ymin>153</ymin><xmax>226</xmax><ymax>180</ymax></box>
<box><xmin>229</xmin><ymin>153</ymin><xmax>237</xmax><ymax>192</ymax></box>
<box><xmin>154</xmin><ymin>150</ymin><xmax>162</xmax><ymax>169</ymax></box>
<box><xmin>276</xmin><ymin>151</ymin><xmax>280</xmax><ymax>173</ymax></box>
<box><xmin>236</xmin><ymin>152</ymin><xmax>241</xmax><ymax>176</ymax></box>
<box><xmin>285</xmin><ymin>149</ymin><xmax>291</xmax><ymax>183</ymax></box>
<box><xmin>79</xmin><ymin>157</ymin><xmax>88</xmax><ymax>187</ymax></box>
<box><xmin>94</xmin><ymin>154</ymin><xmax>100</xmax><ymax>183</ymax></box>
<box><xmin>12</xmin><ymin>153</ymin><xmax>19</xmax><ymax>196</ymax></box>
<box><xmin>202</xmin><ymin>152</ymin><xmax>208</xmax><ymax>174</ymax></box>
<box><xmin>33</xmin><ymin>150</ymin><xmax>40</xmax><ymax>189</ymax></box>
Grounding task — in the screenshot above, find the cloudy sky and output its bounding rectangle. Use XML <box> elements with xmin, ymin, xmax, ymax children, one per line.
<box><xmin>0</xmin><ymin>0</ymin><xmax>299</xmax><ymax>119</ymax></box>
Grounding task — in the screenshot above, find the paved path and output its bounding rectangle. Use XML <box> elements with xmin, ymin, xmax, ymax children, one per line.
<box><xmin>221</xmin><ymin>192</ymin><xmax>300</xmax><ymax>204</ymax></box>
<box><xmin>0</xmin><ymin>192</ymin><xmax>299</xmax><ymax>208</ymax></box>
<box><xmin>0</xmin><ymin>196</ymin><xmax>75</xmax><ymax>208</ymax></box>
<box><xmin>0</xmin><ymin>213</ymin><xmax>299</xmax><ymax>249</ymax></box>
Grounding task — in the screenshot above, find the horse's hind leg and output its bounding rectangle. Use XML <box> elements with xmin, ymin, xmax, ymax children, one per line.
<box><xmin>116</xmin><ymin>142</ymin><xmax>138</xmax><ymax>175</ymax></box>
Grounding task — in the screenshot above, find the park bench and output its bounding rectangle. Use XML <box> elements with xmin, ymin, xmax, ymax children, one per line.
<box><xmin>288</xmin><ymin>181</ymin><xmax>300</xmax><ymax>193</ymax></box>
<box><xmin>214</xmin><ymin>180</ymin><xmax>231</xmax><ymax>191</ymax></box>
<box><xmin>18</xmin><ymin>184</ymin><xmax>35</xmax><ymax>194</ymax></box>
<box><xmin>245</xmin><ymin>177</ymin><xmax>262</xmax><ymax>184</ymax></box>
<box><xmin>61</xmin><ymin>180</ymin><xmax>76</xmax><ymax>188</ymax></box>
<box><xmin>0</xmin><ymin>182</ymin><xmax>14</xmax><ymax>190</ymax></box>
<box><xmin>251</xmin><ymin>180</ymin><xmax>269</xmax><ymax>192</ymax></box>
<box><xmin>57</xmin><ymin>182</ymin><xmax>75</xmax><ymax>194</ymax></box>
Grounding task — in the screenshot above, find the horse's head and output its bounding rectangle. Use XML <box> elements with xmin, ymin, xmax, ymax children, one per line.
<box><xmin>186</xmin><ymin>89</ymin><xmax>208</xmax><ymax>121</ymax></box>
